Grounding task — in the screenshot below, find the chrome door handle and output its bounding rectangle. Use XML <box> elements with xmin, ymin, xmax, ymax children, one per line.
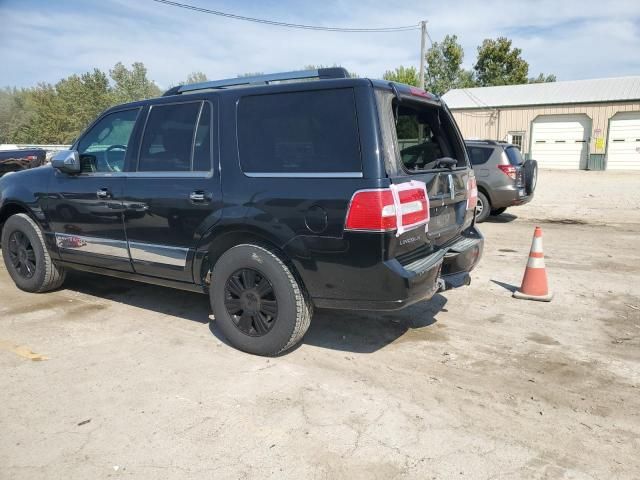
<box><xmin>189</xmin><ymin>191</ymin><xmax>207</xmax><ymax>202</ymax></box>
<box><xmin>96</xmin><ymin>188</ymin><xmax>111</xmax><ymax>199</ymax></box>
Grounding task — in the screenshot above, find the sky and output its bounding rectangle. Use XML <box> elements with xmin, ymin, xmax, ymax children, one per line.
<box><xmin>1</xmin><ymin>0</ymin><xmax>639</xmax><ymax>89</ymax></box>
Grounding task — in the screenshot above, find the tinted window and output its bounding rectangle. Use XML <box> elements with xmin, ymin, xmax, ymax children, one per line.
<box><xmin>505</xmin><ymin>146</ymin><xmax>524</xmax><ymax>165</ymax></box>
<box><xmin>138</xmin><ymin>102</ymin><xmax>200</xmax><ymax>172</ymax></box>
<box><xmin>77</xmin><ymin>109</ymin><xmax>139</xmax><ymax>173</ymax></box>
<box><xmin>466</xmin><ymin>146</ymin><xmax>493</xmax><ymax>165</ymax></box>
<box><xmin>238</xmin><ymin>89</ymin><xmax>361</xmax><ymax>174</ymax></box>
<box><xmin>193</xmin><ymin>102</ymin><xmax>212</xmax><ymax>172</ymax></box>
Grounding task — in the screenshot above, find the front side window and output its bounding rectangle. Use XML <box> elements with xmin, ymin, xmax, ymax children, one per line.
<box><xmin>138</xmin><ymin>102</ymin><xmax>204</xmax><ymax>172</ymax></box>
<box><xmin>77</xmin><ymin>109</ymin><xmax>139</xmax><ymax>173</ymax></box>
<box><xmin>237</xmin><ymin>89</ymin><xmax>361</xmax><ymax>174</ymax></box>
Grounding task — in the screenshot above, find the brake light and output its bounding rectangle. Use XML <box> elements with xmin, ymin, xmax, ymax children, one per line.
<box><xmin>467</xmin><ymin>176</ymin><xmax>478</xmax><ymax>210</ymax></box>
<box><xmin>397</xmin><ymin>187</ymin><xmax>429</xmax><ymax>226</ymax></box>
<box><xmin>409</xmin><ymin>86</ymin><xmax>434</xmax><ymax>99</ymax></box>
<box><xmin>345</xmin><ymin>184</ymin><xmax>430</xmax><ymax>233</ymax></box>
<box><xmin>497</xmin><ymin>164</ymin><xmax>517</xmax><ymax>180</ymax></box>
<box><xmin>345</xmin><ymin>189</ymin><xmax>396</xmax><ymax>231</ymax></box>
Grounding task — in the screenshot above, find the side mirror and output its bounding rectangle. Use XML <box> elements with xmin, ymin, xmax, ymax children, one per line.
<box><xmin>51</xmin><ymin>150</ymin><xmax>80</xmax><ymax>174</ymax></box>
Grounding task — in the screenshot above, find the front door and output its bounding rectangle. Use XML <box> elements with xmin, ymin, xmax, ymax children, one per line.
<box><xmin>47</xmin><ymin>108</ymin><xmax>141</xmax><ymax>271</ymax></box>
<box><xmin>122</xmin><ymin>99</ymin><xmax>221</xmax><ymax>283</ymax></box>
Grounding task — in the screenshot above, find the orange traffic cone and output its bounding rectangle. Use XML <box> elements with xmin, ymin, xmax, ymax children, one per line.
<box><xmin>513</xmin><ymin>226</ymin><xmax>553</xmax><ymax>302</ymax></box>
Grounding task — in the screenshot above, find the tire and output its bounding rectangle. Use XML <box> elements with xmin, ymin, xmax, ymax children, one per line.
<box><xmin>475</xmin><ymin>191</ymin><xmax>491</xmax><ymax>223</ymax></box>
<box><xmin>210</xmin><ymin>244</ymin><xmax>312</xmax><ymax>356</ymax></box>
<box><xmin>1</xmin><ymin>213</ymin><xmax>66</xmax><ymax>292</ymax></box>
<box><xmin>490</xmin><ymin>207</ymin><xmax>507</xmax><ymax>216</ymax></box>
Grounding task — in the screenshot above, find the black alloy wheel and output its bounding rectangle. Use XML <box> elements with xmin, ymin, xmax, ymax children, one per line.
<box><xmin>224</xmin><ymin>268</ymin><xmax>278</xmax><ymax>337</ymax></box>
<box><xmin>7</xmin><ymin>231</ymin><xmax>36</xmax><ymax>279</ymax></box>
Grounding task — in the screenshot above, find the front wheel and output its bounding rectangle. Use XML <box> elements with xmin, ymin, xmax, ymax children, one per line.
<box><xmin>475</xmin><ymin>191</ymin><xmax>491</xmax><ymax>223</ymax></box>
<box><xmin>210</xmin><ymin>244</ymin><xmax>312</xmax><ymax>356</ymax></box>
<box><xmin>1</xmin><ymin>213</ymin><xmax>66</xmax><ymax>292</ymax></box>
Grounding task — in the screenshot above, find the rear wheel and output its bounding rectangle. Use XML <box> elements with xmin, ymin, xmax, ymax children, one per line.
<box><xmin>490</xmin><ymin>207</ymin><xmax>507</xmax><ymax>216</ymax></box>
<box><xmin>475</xmin><ymin>191</ymin><xmax>491</xmax><ymax>223</ymax></box>
<box><xmin>1</xmin><ymin>213</ymin><xmax>66</xmax><ymax>292</ymax></box>
<box><xmin>210</xmin><ymin>244</ymin><xmax>312</xmax><ymax>356</ymax></box>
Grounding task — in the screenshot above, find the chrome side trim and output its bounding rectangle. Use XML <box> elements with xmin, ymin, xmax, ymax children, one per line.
<box><xmin>129</xmin><ymin>241</ymin><xmax>188</xmax><ymax>267</ymax></box>
<box><xmin>244</xmin><ymin>172</ymin><xmax>363</xmax><ymax>178</ymax></box>
<box><xmin>55</xmin><ymin>233</ymin><xmax>129</xmax><ymax>259</ymax></box>
<box><xmin>77</xmin><ymin>171</ymin><xmax>213</xmax><ymax>178</ymax></box>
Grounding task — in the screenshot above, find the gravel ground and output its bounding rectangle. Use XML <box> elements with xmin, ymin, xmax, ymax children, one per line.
<box><xmin>1</xmin><ymin>170</ymin><xmax>639</xmax><ymax>479</ymax></box>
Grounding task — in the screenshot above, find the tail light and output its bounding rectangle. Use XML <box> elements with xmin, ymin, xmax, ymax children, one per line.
<box><xmin>497</xmin><ymin>164</ymin><xmax>517</xmax><ymax>180</ymax></box>
<box><xmin>25</xmin><ymin>155</ymin><xmax>38</xmax><ymax>161</ymax></box>
<box><xmin>466</xmin><ymin>176</ymin><xmax>478</xmax><ymax>210</ymax></box>
<box><xmin>345</xmin><ymin>189</ymin><xmax>396</xmax><ymax>231</ymax></box>
<box><xmin>345</xmin><ymin>183</ymin><xmax>430</xmax><ymax>234</ymax></box>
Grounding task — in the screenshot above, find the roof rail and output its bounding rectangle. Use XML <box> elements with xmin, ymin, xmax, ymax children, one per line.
<box><xmin>163</xmin><ymin>67</ymin><xmax>350</xmax><ymax>96</ymax></box>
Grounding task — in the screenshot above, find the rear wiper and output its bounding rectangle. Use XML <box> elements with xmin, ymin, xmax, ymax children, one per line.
<box><xmin>435</xmin><ymin>157</ymin><xmax>458</xmax><ymax>169</ymax></box>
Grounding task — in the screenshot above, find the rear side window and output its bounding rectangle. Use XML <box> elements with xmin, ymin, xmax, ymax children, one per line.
<box><xmin>138</xmin><ymin>102</ymin><xmax>212</xmax><ymax>172</ymax></box>
<box><xmin>466</xmin><ymin>146</ymin><xmax>493</xmax><ymax>165</ymax></box>
<box><xmin>505</xmin><ymin>146</ymin><xmax>524</xmax><ymax>165</ymax></box>
<box><xmin>237</xmin><ymin>89</ymin><xmax>361</xmax><ymax>175</ymax></box>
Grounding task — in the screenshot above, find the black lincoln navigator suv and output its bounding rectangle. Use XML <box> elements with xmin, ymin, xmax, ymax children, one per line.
<box><xmin>0</xmin><ymin>68</ymin><xmax>483</xmax><ymax>355</ymax></box>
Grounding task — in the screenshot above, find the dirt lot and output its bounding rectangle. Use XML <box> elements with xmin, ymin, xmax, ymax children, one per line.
<box><xmin>1</xmin><ymin>170</ymin><xmax>639</xmax><ymax>479</ymax></box>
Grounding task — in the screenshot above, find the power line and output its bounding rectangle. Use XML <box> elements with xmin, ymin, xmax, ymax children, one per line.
<box><xmin>151</xmin><ymin>0</ymin><xmax>420</xmax><ymax>32</ymax></box>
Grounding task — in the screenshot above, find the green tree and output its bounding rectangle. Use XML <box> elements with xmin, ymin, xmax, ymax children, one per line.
<box><xmin>382</xmin><ymin>66</ymin><xmax>419</xmax><ymax>86</ymax></box>
<box><xmin>474</xmin><ymin>37</ymin><xmax>529</xmax><ymax>86</ymax></box>
<box><xmin>0</xmin><ymin>87</ymin><xmax>32</xmax><ymax>144</ymax></box>
<box><xmin>424</xmin><ymin>34</ymin><xmax>475</xmax><ymax>95</ymax></box>
<box><xmin>184</xmin><ymin>71</ymin><xmax>208</xmax><ymax>84</ymax></box>
<box><xmin>109</xmin><ymin>62</ymin><xmax>161</xmax><ymax>103</ymax></box>
<box><xmin>528</xmin><ymin>73</ymin><xmax>557</xmax><ymax>83</ymax></box>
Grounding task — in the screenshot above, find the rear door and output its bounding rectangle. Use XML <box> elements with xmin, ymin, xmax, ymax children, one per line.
<box><xmin>122</xmin><ymin>99</ymin><xmax>221</xmax><ymax>283</ymax></box>
<box><xmin>376</xmin><ymin>89</ymin><xmax>473</xmax><ymax>248</ymax></box>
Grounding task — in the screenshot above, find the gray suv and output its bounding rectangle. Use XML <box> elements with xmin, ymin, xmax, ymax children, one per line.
<box><xmin>465</xmin><ymin>140</ymin><xmax>537</xmax><ymax>222</ymax></box>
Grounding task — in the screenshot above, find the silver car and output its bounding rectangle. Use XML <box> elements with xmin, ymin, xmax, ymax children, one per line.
<box><xmin>465</xmin><ymin>140</ymin><xmax>538</xmax><ymax>222</ymax></box>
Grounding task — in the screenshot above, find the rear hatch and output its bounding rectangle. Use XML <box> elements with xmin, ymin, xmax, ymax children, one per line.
<box><xmin>374</xmin><ymin>85</ymin><xmax>475</xmax><ymax>260</ymax></box>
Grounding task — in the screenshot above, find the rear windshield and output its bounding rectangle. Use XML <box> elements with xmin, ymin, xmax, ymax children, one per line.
<box><xmin>505</xmin><ymin>146</ymin><xmax>524</xmax><ymax>165</ymax></box>
<box><xmin>376</xmin><ymin>90</ymin><xmax>467</xmax><ymax>174</ymax></box>
<box><xmin>466</xmin><ymin>146</ymin><xmax>493</xmax><ymax>165</ymax></box>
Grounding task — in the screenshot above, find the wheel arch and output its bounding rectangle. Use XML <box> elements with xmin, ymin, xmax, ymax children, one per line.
<box><xmin>195</xmin><ymin>226</ymin><xmax>308</xmax><ymax>296</ymax></box>
<box><xmin>476</xmin><ymin>185</ymin><xmax>492</xmax><ymax>208</ymax></box>
<box><xmin>0</xmin><ymin>201</ymin><xmax>33</xmax><ymax>236</ymax></box>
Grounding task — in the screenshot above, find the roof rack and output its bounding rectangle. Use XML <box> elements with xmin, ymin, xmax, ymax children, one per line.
<box><xmin>163</xmin><ymin>67</ymin><xmax>350</xmax><ymax>96</ymax></box>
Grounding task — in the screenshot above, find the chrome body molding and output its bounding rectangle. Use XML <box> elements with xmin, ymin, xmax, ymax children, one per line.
<box><xmin>55</xmin><ymin>234</ymin><xmax>189</xmax><ymax>268</ymax></box>
<box><xmin>243</xmin><ymin>171</ymin><xmax>363</xmax><ymax>178</ymax></box>
<box><xmin>55</xmin><ymin>233</ymin><xmax>129</xmax><ymax>259</ymax></box>
<box><xmin>129</xmin><ymin>242</ymin><xmax>188</xmax><ymax>267</ymax></box>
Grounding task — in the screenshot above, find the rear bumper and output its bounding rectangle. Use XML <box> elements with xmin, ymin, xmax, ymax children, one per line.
<box><xmin>310</xmin><ymin>226</ymin><xmax>484</xmax><ymax>311</ymax></box>
<box><xmin>490</xmin><ymin>184</ymin><xmax>534</xmax><ymax>209</ymax></box>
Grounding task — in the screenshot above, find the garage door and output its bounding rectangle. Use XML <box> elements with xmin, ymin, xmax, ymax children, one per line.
<box><xmin>607</xmin><ymin>112</ymin><xmax>640</xmax><ymax>170</ymax></box>
<box><xmin>531</xmin><ymin>115</ymin><xmax>591</xmax><ymax>169</ymax></box>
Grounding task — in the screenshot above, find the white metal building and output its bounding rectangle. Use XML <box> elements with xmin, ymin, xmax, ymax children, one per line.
<box><xmin>442</xmin><ymin>76</ymin><xmax>640</xmax><ymax>170</ymax></box>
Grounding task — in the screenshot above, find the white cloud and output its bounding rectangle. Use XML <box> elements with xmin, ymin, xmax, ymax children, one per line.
<box><xmin>0</xmin><ymin>0</ymin><xmax>639</xmax><ymax>88</ymax></box>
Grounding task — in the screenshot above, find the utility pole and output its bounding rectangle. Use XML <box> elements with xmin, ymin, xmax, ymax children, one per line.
<box><xmin>418</xmin><ymin>20</ymin><xmax>427</xmax><ymax>90</ymax></box>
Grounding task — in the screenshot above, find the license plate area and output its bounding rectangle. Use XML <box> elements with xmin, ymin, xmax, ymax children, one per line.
<box><xmin>430</xmin><ymin>205</ymin><xmax>454</xmax><ymax>230</ymax></box>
